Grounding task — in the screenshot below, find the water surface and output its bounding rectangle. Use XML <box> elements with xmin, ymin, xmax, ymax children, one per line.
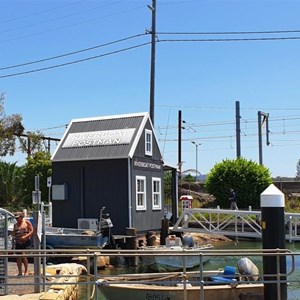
<box><xmin>79</xmin><ymin>240</ymin><xmax>300</xmax><ymax>299</ymax></box>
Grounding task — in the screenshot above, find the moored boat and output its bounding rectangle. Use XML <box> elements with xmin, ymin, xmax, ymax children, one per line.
<box><xmin>141</xmin><ymin>235</ymin><xmax>214</xmax><ymax>271</ymax></box>
<box><xmin>45</xmin><ymin>207</ymin><xmax>115</xmax><ymax>249</ymax></box>
<box><xmin>45</xmin><ymin>227</ymin><xmax>109</xmax><ymax>249</ymax></box>
<box><xmin>97</xmin><ymin>269</ymin><xmax>264</xmax><ymax>300</ymax></box>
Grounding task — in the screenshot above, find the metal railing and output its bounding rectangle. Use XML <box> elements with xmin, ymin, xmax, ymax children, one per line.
<box><xmin>0</xmin><ymin>247</ymin><xmax>298</xmax><ymax>300</ymax></box>
<box><xmin>172</xmin><ymin>207</ymin><xmax>300</xmax><ymax>242</ymax></box>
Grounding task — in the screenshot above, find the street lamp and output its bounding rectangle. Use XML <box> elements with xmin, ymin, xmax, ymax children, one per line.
<box><xmin>191</xmin><ymin>141</ymin><xmax>201</xmax><ymax>181</ymax></box>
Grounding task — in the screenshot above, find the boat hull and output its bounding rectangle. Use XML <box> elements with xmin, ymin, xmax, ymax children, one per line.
<box><xmin>46</xmin><ymin>234</ymin><xmax>105</xmax><ymax>249</ymax></box>
<box><xmin>98</xmin><ymin>282</ymin><xmax>263</xmax><ymax>300</ymax></box>
<box><xmin>143</xmin><ymin>254</ymin><xmax>210</xmax><ymax>271</ymax></box>
<box><xmin>142</xmin><ymin>245</ymin><xmax>213</xmax><ymax>271</ymax></box>
<box><xmin>45</xmin><ymin>227</ymin><xmax>108</xmax><ymax>249</ymax></box>
<box><xmin>97</xmin><ymin>270</ymin><xmax>263</xmax><ymax>300</ymax></box>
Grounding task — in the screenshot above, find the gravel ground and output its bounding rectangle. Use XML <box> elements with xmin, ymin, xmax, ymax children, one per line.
<box><xmin>0</xmin><ymin>261</ymin><xmax>43</xmax><ymax>298</ymax></box>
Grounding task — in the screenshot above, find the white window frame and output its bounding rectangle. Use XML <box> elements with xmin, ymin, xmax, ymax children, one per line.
<box><xmin>145</xmin><ymin>129</ymin><xmax>153</xmax><ymax>156</ymax></box>
<box><xmin>152</xmin><ymin>177</ymin><xmax>161</xmax><ymax>210</ymax></box>
<box><xmin>136</xmin><ymin>176</ymin><xmax>146</xmax><ymax>210</ymax></box>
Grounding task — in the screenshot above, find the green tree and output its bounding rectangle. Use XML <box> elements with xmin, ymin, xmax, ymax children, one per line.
<box><xmin>164</xmin><ymin>171</ymin><xmax>172</xmax><ymax>203</ymax></box>
<box><xmin>205</xmin><ymin>158</ymin><xmax>272</xmax><ymax>209</ymax></box>
<box><xmin>18</xmin><ymin>131</ymin><xmax>46</xmax><ymax>157</ymax></box>
<box><xmin>183</xmin><ymin>173</ymin><xmax>195</xmax><ymax>182</ymax></box>
<box><xmin>0</xmin><ymin>95</ymin><xmax>24</xmax><ymax>156</ymax></box>
<box><xmin>0</xmin><ymin>161</ymin><xmax>24</xmax><ymax>208</ymax></box>
<box><xmin>22</xmin><ymin>151</ymin><xmax>52</xmax><ymax>207</ymax></box>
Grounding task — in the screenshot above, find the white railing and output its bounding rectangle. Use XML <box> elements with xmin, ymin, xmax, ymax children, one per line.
<box><xmin>173</xmin><ymin>208</ymin><xmax>300</xmax><ymax>242</ymax></box>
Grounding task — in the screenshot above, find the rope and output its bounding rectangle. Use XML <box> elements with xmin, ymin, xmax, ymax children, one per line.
<box><xmin>90</xmin><ymin>284</ymin><xmax>95</xmax><ymax>300</ymax></box>
<box><xmin>98</xmin><ymin>272</ymin><xmax>187</xmax><ymax>284</ymax></box>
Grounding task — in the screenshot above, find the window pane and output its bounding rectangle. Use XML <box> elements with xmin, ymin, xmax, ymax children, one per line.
<box><xmin>145</xmin><ymin>130</ymin><xmax>152</xmax><ymax>156</ymax></box>
<box><xmin>136</xmin><ymin>176</ymin><xmax>146</xmax><ymax>210</ymax></box>
<box><xmin>152</xmin><ymin>178</ymin><xmax>161</xmax><ymax>209</ymax></box>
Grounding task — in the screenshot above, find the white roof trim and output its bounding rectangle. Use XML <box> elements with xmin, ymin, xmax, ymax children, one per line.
<box><xmin>70</xmin><ymin>112</ymin><xmax>148</xmax><ymax>123</ymax></box>
<box><xmin>128</xmin><ymin>113</ymin><xmax>149</xmax><ymax>158</ymax></box>
<box><xmin>51</xmin><ymin>122</ymin><xmax>71</xmax><ymax>160</ymax></box>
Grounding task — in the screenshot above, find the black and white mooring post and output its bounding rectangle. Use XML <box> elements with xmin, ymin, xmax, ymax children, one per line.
<box><xmin>260</xmin><ymin>184</ymin><xmax>287</xmax><ymax>300</ymax></box>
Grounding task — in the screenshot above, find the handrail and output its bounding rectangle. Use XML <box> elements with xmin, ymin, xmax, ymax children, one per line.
<box><xmin>172</xmin><ymin>208</ymin><xmax>300</xmax><ymax>242</ymax></box>
<box><xmin>0</xmin><ymin>248</ymin><xmax>298</xmax><ymax>299</ymax></box>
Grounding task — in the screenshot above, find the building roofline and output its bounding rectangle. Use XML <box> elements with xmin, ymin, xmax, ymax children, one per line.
<box><xmin>51</xmin><ymin>112</ymin><xmax>150</xmax><ymax>161</ymax></box>
<box><xmin>70</xmin><ymin>112</ymin><xmax>148</xmax><ymax>123</ymax></box>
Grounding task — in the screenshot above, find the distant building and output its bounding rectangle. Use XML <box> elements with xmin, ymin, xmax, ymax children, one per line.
<box><xmin>51</xmin><ymin>112</ymin><xmax>164</xmax><ymax>234</ymax></box>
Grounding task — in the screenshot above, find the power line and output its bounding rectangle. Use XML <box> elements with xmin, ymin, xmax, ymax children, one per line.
<box><xmin>0</xmin><ymin>0</ymin><xmax>86</xmax><ymax>24</ymax></box>
<box><xmin>159</xmin><ymin>128</ymin><xmax>300</xmax><ymax>143</ymax></box>
<box><xmin>157</xmin><ymin>29</ymin><xmax>300</xmax><ymax>35</ymax></box>
<box><xmin>164</xmin><ymin>142</ymin><xmax>300</xmax><ymax>154</ymax></box>
<box><xmin>158</xmin><ymin>104</ymin><xmax>234</xmax><ymax>110</ymax></box>
<box><xmin>0</xmin><ymin>0</ymin><xmax>126</xmax><ymax>35</ymax></box>
<box><xmin>0</xmin><ymin>42</ymin><xmax>151</xmax><ymax>79</ymax></box>
<box><xmin>158</xmin><ymin>104</ymin><xmax>300</xmax><ymax>111</ymax></box>
<box><xmin>17</xmin><ymin>133</ymin><xmax>60</xmax><ymax>142</ymax></box>
<box><xmin>2</xmin><ymin>29</ymin><xmax>300</xmax><ymax>77</ymax></box>
<box><xmin>158</xmin><ymin>0</ymin><xmax>215</xmax><ymax>6</ymax></box>
<box><xmin>0</xmin><ymin>33</ymin><xmax>147</xmax><ymax>71</ymax></box>
<box><xmin>158</xmin><ymin>36</ymin><xmax>300</xmax><ymax>43</ymax></box>
<box><xmin>157</xmin><ymin>115</ymin><xmax>300</xmax><ymax>130</ymax></box>
<box><xmin>33</xmin><ymin>124</ymin><xmax>68</xmax><ymax>131</ymax></box>
<box><xmin>0</xmin><ymin>4</ymin><xmax>145</xmax><ymax>44</ymax></box>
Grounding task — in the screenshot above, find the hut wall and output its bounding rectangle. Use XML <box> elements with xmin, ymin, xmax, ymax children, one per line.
<box><xmin>52</xmin><ymin>159</ymin><xmax>129</xmax><ymax>233</ymax></box>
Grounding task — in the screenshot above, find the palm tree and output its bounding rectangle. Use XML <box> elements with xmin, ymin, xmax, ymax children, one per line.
<box><xmin>0</xmin><ymin>161</ymin><xmax>24</xmax><ymax>208</ymax></box>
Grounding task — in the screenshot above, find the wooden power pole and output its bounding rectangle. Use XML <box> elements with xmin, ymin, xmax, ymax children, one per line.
<box><xmin>148</xmin><ymin>0</ymin><xmax>156</xmax><ymax>125</ymax></box>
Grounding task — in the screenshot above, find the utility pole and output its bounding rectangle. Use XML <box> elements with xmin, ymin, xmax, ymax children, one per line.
<box><xmin>191</xmin><ymin>141</ymin><xmax>201</xmax><ymax>181</ymax></box>
<box><xmin>148</xmin><ymin>0</ymin><xmax>156</xmax><ymax>125</ymax></box>
<box><xmin>15</xmin><ymin>133</ymin><xmax>61</xmax><ymax>158</ymax></box>
<box><xmin>258</xmin><ymin>111</ymin><xmax>270</xmax><ymax>165</ymax></box>
<box><xmin>178</xmin><ymin>110</ymin><xmax>182</xmax><ymax>181</ymax></box>
<box><xmin>235</xmin><ymin>101</ymin><xmax>241</xmax><ymax>158</ymax></box>
<box><xmin>178</xmin><ymin>110</ymin><xmax>186</xmax><ymax>198</ymax></box>
<box><xmin>27</xmin><ymin>136</ymin><xmax>31</xmax><ymax>157</ymax></box>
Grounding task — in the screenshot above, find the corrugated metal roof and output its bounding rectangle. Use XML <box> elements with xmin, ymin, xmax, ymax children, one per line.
<box><xmin>52</xmin><ymin>112</ymin><xmax>149</xmax><ymax>162</ymax></box>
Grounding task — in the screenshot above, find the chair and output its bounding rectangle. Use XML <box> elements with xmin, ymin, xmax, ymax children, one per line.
<box><xmin>210</xmin><ymin>266</ymin><xmax>237</xmax><ymax>283</ymax></box>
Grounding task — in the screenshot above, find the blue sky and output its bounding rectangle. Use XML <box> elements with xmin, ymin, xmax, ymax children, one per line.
<box><xmin>1</xmin><ymin>0</ymin><xmax>300</xmax><ymax>177</ymax></box>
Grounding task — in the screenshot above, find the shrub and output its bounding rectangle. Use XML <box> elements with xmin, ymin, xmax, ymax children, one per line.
<box><xmin>205</xmin><ymin>157</ymin><xmax>272</xmax><ymax>209</ymax></box>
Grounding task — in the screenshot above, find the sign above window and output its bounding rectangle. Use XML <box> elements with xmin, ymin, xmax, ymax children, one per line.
<box><xmin>62</xmin><ymin>128</ymin><xmax>135</xmax><ymax>148</ymax></box>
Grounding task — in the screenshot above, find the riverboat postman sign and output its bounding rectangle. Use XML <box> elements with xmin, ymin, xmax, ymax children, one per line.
<box><xmin>62</xmin><ymin>128</ymin><xmax>135</xmax><ymax>148</ymax></box>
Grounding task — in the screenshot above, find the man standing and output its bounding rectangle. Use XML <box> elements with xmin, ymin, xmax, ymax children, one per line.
<box><xmin>229</xmin><ymin>188</ymin><xmax>238</xmax><ymax>210</ymax></box>
<box><xmin>12</xmin><ymin>212</ymin><xmax>34</xmax><ymax>276</ymax></box>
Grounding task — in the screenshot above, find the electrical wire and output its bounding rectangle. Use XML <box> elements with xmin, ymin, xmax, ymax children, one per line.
<box><xmin>33</xmin><ymin>124</ymin><xmax>69</xmax><ymax>131</ymax></box>
<box><xmin>156</xmin><ymin>112</ymin><xmax>300</xmax><ymax>135</ymax></box>
<box><xmin>0</xmin><ymin>33</ymin><xmax>147</xmax><ymax>71</ymax></box>
<box><xmin>157</xmin><ymin>29</ymin><xmax>300</xmax><ymax>35</ymax></box>
<box><xmin>158</xmin><ymin>128</ymin><xmax>300</xmax><ymax>142</ymax></box>
<box><xmin>158</xmin><ymin>36</ymin><xmax>300</xmax><ymax>43</ymax></box>
<box><xmin>158</xmin><ymin>0</ymin><xmax>215</xmax><ymax>6</ymax></box>
<box><xmin>158</xmin><ymin>104</ymin><xmax>300</xmax><ymax>111</ymax></box>
<box><xmin>0</xmin><ymin>0</ymin><xmax>86</xmax><ymax>24</ymax></box>
<box><xmin>0</xmin><ymin>5</ymin><xmax>145</xmax><ymax>44</ymax></box>
<box><xmin>0</xmin><ymin>42</ymin><xmax>151</xmax><ymax>79</ymax></box>
<box><xmin>0</xmin><ymin>0</ymin><xmax>127</xmax><ymax>35</ymax></box>
<box><xmin>2</xmin><ymin>30</ymin><xmax>300</xmax><ymax>76</ymax></box>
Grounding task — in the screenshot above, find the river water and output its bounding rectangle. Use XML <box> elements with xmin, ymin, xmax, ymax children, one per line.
<box><xmin>211</xmin><ymin>241</ymin><xmax>300</xmax><ymax>299</ymax></box>
<box><xmin>79</xmin><ymin>240</ymin><xmax>300</xmax><ymax>299</ymax></box>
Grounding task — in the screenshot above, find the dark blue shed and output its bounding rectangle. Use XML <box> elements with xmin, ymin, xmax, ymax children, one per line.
<box><xmin>51</xmin><ymin>112</ymin><xmax>164</xmax><ymax>234</ymax></box>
